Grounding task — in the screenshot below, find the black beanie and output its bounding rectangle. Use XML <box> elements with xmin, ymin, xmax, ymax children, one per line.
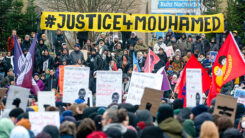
<box><xmin>157</xmin><ymin>104</ymin><xmax>173</xmax><ymax>124</ymax></box>
<box><xmin>196</xmin><ymin>35</ymin><xmax>201</xmax><ymax>40</ymax></box>
<box><xmin>173</xmin><ymin>99</ymin><xmax>184</xmax><ymax>110</ymax></box>
<box><xmin>9</xmin><ymin>108</ymin><xmax>24</xmax><ymax>118</ymax></box>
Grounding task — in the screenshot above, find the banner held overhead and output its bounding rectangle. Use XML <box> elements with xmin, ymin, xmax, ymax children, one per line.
<box><xmin>40</xmin><ymin>12</ymin><xmax>224</xmax><ymax>33</ymax></box>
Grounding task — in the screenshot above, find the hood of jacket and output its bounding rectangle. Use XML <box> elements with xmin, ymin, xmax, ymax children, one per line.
<box><xmin>158</xmin><ymin>117</ymin><xmax>183</xmax><ymax>136</ymax></box>
<box><xmin>103</xmin><ymin>123</ymin><xmax>127</xmax><ymax>134</ymax></box>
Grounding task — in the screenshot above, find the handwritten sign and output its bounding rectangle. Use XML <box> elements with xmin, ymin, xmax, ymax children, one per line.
<box><xmin>164</xmin><ymin>46</ymin><xmax>174</xmax><ymax>57</ymax></box>
<box><xmin>29</xmin><ymin>112</ymin><xmax>60</xmax><ymax>135</ymax></box>
<box><xmin>96</xmin><ymin>71</ymin><xmax>122</xmax><ymax>107</ymax></box>
<box><xmin>186</xmin><ymin>69</ymin><xmax>202</xmax><ymax>107</ymax></box>
<box><xmin>5</xmin><ymin>86</ymin><xmax>30</xmax><ymax>111</ymax></box>
<box><xmin>126</xmin><ymin>72</ymin><xmax>163</xmax><ymax>105</ymax></box>
<box><xmin>213</xmin><ymin>94</ymin><xmax>237</xmax><ymax>123</ymax></box>
<box><xmin>38</xmin><ymin>91</ymin><xmax>55</xmax><ymax>111</ymax></box>
<box><xmin>63</xmin><ymin>67</ymin><xmax>90</xmax><ymax>103</ymax></box>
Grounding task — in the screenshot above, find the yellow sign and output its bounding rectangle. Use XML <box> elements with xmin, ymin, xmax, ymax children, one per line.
<box><xmin>40</xmin><ymin>12</ymin><xmax>224</xmax><ymax>33</ymax></box>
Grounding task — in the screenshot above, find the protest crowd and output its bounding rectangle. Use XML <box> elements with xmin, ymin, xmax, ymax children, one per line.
<box><xmin>1</xmin><ymin>12</ymin><xmax>245</xmax><ymax>138</ymax></box>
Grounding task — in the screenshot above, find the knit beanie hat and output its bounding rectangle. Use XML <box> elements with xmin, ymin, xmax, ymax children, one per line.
<box><xmin>157</xmin><ymin>104</ymin><xmax>173</xmax><ymax>124</ymax></box>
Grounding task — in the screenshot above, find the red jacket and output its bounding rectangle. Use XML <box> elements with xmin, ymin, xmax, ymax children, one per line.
<box><xmin>7</xmin><ymin>36</ymin><xmax>15</xmax><ymax>51</ymax></box>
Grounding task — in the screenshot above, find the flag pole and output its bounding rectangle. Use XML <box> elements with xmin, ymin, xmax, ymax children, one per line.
<box><xmin>148</xmin><ymin>48</ymin><xmax>150</xmax><ymax>73</ymax></box>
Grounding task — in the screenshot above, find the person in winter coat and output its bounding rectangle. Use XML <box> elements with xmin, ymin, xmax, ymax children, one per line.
<box><xmin>7</xmin><ymin>30</ymin><xmax>17</xmax><ymax>53</ymax></box>
<box><xmin>157</xmin><ymin>104</ymin><xmax>184</xmax><ymax>138</ymax></box>
<box><xmin>41</xmin><ymin>34</ymin><xmax>51</xmax><ymax>51</ymax></box>
<box><xmin>210</xmin><ymin>38</ymin><xmax>219</xmax><ymax>51</ymax></box>
<box><xmin>86</xmin><ymin>49</ymin><xmax>104</xmax><ymax>72</ymax></box>
<box><xmin>201</xmin><ymin>34</ymin><xmax>210</xmax><ymax>54</ymax></box>
<box><xmin>53</xmin><ymin>29</ymin><xmax>65</xmax><ymax>54</ymax></box>
<box><xmin>233</xmin><ymin>30</ymin><xmax>243</xmax><ymax>49</ymax></box>
<box><xmin>115</xmin><ymin>43</ymin><xmax>124</xmax><ymax>58</ymax></box>
<box><xmin>70</xmin><ymin>44</ymin><xmax>85</xmax><ymax>65</ymax></box>
<box><xmin>44</xmin><ymin>69</ymin><xmax>58</xmax><ymax>91</ymax></box>
<box><xmin>177</xmin><ymin>33</ymin><xmax>188</xmax><ymax>56</ymax></box>
<box><xmin>151</xmin><ymin>34</ymin><xmax>158</xmax><ymax>49</ymax></box>
<box><xmin>237</xmin><ymin>115</ymin><xmax>245</xmax><ymax>136</ymax></box>
<box><xmin>33</xmin><ymin>73</ymin><xmax>45</xmax><ymax>92</ymax></box>
<box><xmin>4</xmin><ymin>51</ymin><xmax>14</xmax><ymax>70</ymax></box>
<box><xmin>21</xmin><ymin>35</ymin><xmax>32</xmax><ymax>52</ymax></box>
<box><xmin>41</xmin><ymin>50</ymin><xmax>54</xmax><ymax>72</ymax></box>
<box><xmin>0</xmin><ymin>56</ymin><xmax>7</xmax><ymax>77</ymax></box>
<box><xmin>135</xmin><ymin>39</ymin><xmax>148</xmax><ymax>52</ymax></box>
<box><xmin>127</xmin><ymin>32</ymin><xmax>138</xmax><ymax>47</ymax></box>
<box><xmin>137</xmin><ymin>52</ymin><xmax>145</xmax><ymax>68</ymax></box>
<box><xmin>154</xmin><ymin>36</ymin><xmax>166</xmax><ymax>54</ymax></box>
<box><xmin>191</xmin><ymin>35</ymin><xmax>204</xmax><ymax>55</ymax></box>
<box><xmin>60</xmin><ymin>48</ymin><xmax>71</xmax><ymax>65</ymax></box>
<box><xmin>0</xmin><ymin>118</ymin><xmax>14</xmax><ymax>138</ymax></box>
<box><xmin>102</xmin><ymin>108</ymin><xmax>137</xmax><ymax>138</ymax></box>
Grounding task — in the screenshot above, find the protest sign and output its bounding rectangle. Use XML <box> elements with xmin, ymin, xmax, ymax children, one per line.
<box><xmin>63</xmin><ymin>67</ymin><xmax>90</xmax><ymax>103</ymax></box>
<box><xmin>126</xmin><ymin>72</ymin><xmax>163</xmax><ymax>105</ymax></box>
<box><xmin>164</xmin><ymin>46</ymin><xmax>174</xmax><ymax>57</ymax></box>
<box><xmin>186</xmin><ymin>69</ymin><xmax>203</xmax><ymax>107</ymax></box>
<box><xmin>40</xmin><ymin>12</ymin><xmax>224</xmax><ymax>33</ymax></box>
<box><xmin>0</xmin><ymin>88</ymin><xmax>7</xmax><ymax>104</ymax></box>
<box><xmin>139</xmin><ymin>88</ymin><xmax>163</xmax><ymax>117</ymax></box>
<box><xmin>234</xmin><ymin>89</ymin><xmax>245</xmax><ymax>106</ymax></box>
<box><xmin>209</xmin><ymin>51</ymin><xmax>218</xmax><ymax>62</ymax></box>
<box><xmin>213</xmin><ymin>94</ymin><xmax>237</xmax><ymax>122</ymax></box>
<box><xmin>38</xmin><ymin>91</ymin><xmax>55</xmax><ymax>111</ymax></box>
<box><xmin>96</xmin><ymin>71</ymin><xmax>122</xmax><ymax>107</ymax></box>
<box><xmin>29</xmin><ymin>112</ymin><xmax>60</xmax><ymax>135</ymax></box>
<box><xmin>234</xmin><ymin>89</ymin><xmax>245</xmax><ymax>98</ymax></box>
<box><xmin>5</xmin><ymin>86</ymin><xmax>30</xmax><ymax>111</ymax></box>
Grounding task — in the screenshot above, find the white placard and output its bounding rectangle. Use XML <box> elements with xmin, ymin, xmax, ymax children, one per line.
<box><xmin>126</xmin><ymin>72</ymin><xmax>163</xmax><ymax>105</ymax></box>
<box><xmin>29</xmin><ymin>112</ymin><xmax>60</xmax><ymax>136</ymax></box>
<box><xmin>186</xmin><ymin>68</ymin><xmax>202</xmax><ymax>107</ymax></box>
<box><xmin>63</xmin><ymin>67</ymin><xmax>90</xmax><ymax>103</ymax></box>
<box><xmin>96</xmin><ymin>71</ymin><xmax>122</xmax><ymax>107</ymax></box>
<box><xmin>5</xmin><ymin>86</ymin><xmax>30</xmax><ymax>111</ymax></box>
<box><xmin>38</xmin><ymin>91</ymin><xmax>55</xmax><ymax>111</ymax></box>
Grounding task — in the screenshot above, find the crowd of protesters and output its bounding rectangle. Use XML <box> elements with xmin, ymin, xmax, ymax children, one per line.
<box><xmin>0</xmin><ymin>25</ymin><xmax>245</xmax><ymax>138</ymax></box>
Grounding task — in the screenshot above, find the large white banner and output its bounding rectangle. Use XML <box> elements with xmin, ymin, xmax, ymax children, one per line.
<box><xmin>5</xmin><ymin>86</ymin><xmax>30</xmax><ymax>111</ymax></box>
<box><xmin>63</xmin><ymin>67</ymin><xmax>90</xmax><ymax>103</ymax></box>
<box><xmin>29</xmin><ymin>112</ymin><xmax>60</xmax><ymax>136</ymax></box>
<box><xmin>126</xmin><ymin>72</ymin><xmax>163</xmax><ymax>105</ymax></box>
<box><xmin>96</xmin><ymin>71</ymin><xmax>122</xmax><ymax>107</ymax></box>
<box><xmin>186</xmin><ymin>68</ymin><xmax>202</xmax><ymax>107</ymax></box>
<box><xmin>38</xmin><ymin>91</ymin><xmax>55</xmax><ymax>111</ymax></box>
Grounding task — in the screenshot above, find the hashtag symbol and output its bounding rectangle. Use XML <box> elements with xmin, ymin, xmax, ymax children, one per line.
<box><xmin>45</xmin><ymin>15</ymin><xmax>56</xmax><ymax>28</ymax></box>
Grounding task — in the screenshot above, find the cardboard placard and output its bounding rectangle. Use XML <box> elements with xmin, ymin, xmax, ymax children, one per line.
<box><xmin>29</xmin><ymin>112</ymin><xmax>60</xmax><ymax>136</ymax></box>
<box><xmin>5</xmin><ymin>86</ymin><xmax>30</xmax><ymax>111</ymax></box>
<box><xmin>213</xmin><ymin>94</ymin><xmax>237</xmax><ymax>122</ymax></box>
<box><xmin>139</xmin><ymin>88</ymin><xmax>163</xmax><ymax>117</ymax></box>
<box><xmin>38</xmin><ymin>91</ymin><xmax>56</xmax><ymax>111</ymax></box>
<box><xmin>0</xmin><ymin>88</ymin><xmax>8</xmax><ymax>104</ymax></box>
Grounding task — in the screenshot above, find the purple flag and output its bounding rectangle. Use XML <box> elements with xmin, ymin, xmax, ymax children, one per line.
<box><xmin>157</xmin><ymin>67</ymin><xmax>171</xmax><ymax>91</ymax></box>
<box><xmin>14</xmin><ymin>36</ymin><xmax>39</xmax><ymax>94</ymax></box>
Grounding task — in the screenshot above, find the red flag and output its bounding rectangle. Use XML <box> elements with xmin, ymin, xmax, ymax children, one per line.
<box><xmin>207</xmin><ymin>33</ymin><xmax>245</xmax><ymax>105</ymax></box>
<box><xmin>176</xmin><ymin>54</ymin><xmax>211</xmax><ymax>107</ymax></box>
<box><xmin>144</xmin><ymin>49</ymin><xmax>160</xmax><ymax>73</ymax></box>
<box><xmin>112</xmin><ymin>62</ymin><xmax>118</xmax><ymax>71</ymax></box>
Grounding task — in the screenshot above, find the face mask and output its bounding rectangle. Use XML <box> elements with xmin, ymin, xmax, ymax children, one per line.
<box><xmin>169</xmin><ymin>99</ymin><xmax>174</xmax><ymax>103</ymax></box>
<box><xmin>242</xmin><ymin>122</ymin><xmax>245</xmax><ymax>128</ymax></box>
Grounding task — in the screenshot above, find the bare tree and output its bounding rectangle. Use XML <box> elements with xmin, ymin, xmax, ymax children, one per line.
<box><xmin>35</xmin><ymin>0</ymin><xmax>137</xmax><ymax>48</ymax></box>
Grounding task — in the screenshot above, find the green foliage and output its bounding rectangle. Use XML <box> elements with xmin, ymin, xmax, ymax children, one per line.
<box><xmin>227</xmin><ymin>0</ymin><xmax>245</xmax><ymax>44</ymax></box>
<box><xmin>0</xmin><ymin>0</ymin><xmax>38</xmax><ymax>51</ymax></box>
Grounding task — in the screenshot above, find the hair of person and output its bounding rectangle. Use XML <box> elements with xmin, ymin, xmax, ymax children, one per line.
<box><xmin>60</xmin><ymin>121</ymin><xmax>76</xmax><ymax>137</ymax></box>
<box><xmin>216</xmin><ymin>115</ymin><xmax>233</xmax><ymax>132</ymax></box>
<box><xmin>104</xmin><ymin>108</ymin><xmax>119</xmax><ymax>123</ymax></box>
<box><xmin>46</xmin><ymin>106</ymin><xmax>58</xmax><ymax>111</ymax></box>
<box><xmin>117</xmin><ymin>108</ymin><xmax>128</xmax><ymax>123</ymax></box>
<box><xmin>200</xmin><ymin>121</ymin><xmax>219</xmax><ymax>138</ymax></box>
<box><xmin>218</xmin><ymin>56</ymin><xmax>226</xmax><ymax>65</ymax></box>
<box><xmin>77</xmin><ymin>118</ymin><xmax>96</xmax><ymax>133</ymax></box>
<box><xmin>69</xmin><ymin>104</ymin><xmax>78</xmax><ymax>115</ymax></box>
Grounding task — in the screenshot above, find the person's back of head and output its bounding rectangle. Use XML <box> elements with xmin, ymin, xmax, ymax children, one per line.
<box><xmin>222</xmin><ymin>128</ymin><xmax>243</xmax><ymax>138</ymax></box>
<box><xmin>77</xmin><ymin>118</ymin><xmax>96</xmax><ymax>138</ymax></box>
<box><xmin>43</xmin><ymin>125</ymin><xmax>60</xmax><ymax>138</ymax></box>
<box><xmin>60</xmin><ymin>121</ymin><xmax>76</xmax><ymax>137</ymax></box>
<box><xmin>194</xmin><ymin>112</ymin><xmax>213</xmax><ymax>136</ymax></box>
<box><xmin>216</xmin><ymin>115</ymin><xmax>233</xmax><ymax>133</ymax></box>
<box><xmin>102</xmin><ymin>108</ymin><xmax>118</xmax><ymax>127</ymax></box>
<box><xmin>200</xmin><ymin>121</ymin><xmax>219</xmax><ymax>138</ymax></box>
<box><xmin>157</xmin><ymin>104</ymin><xmax>173</xmax><ymax>124</ymax></box>
<box><xmin>10</xmin><ymin>126</ymin><xmax>30</xmax><ymax>138</ymax></box>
